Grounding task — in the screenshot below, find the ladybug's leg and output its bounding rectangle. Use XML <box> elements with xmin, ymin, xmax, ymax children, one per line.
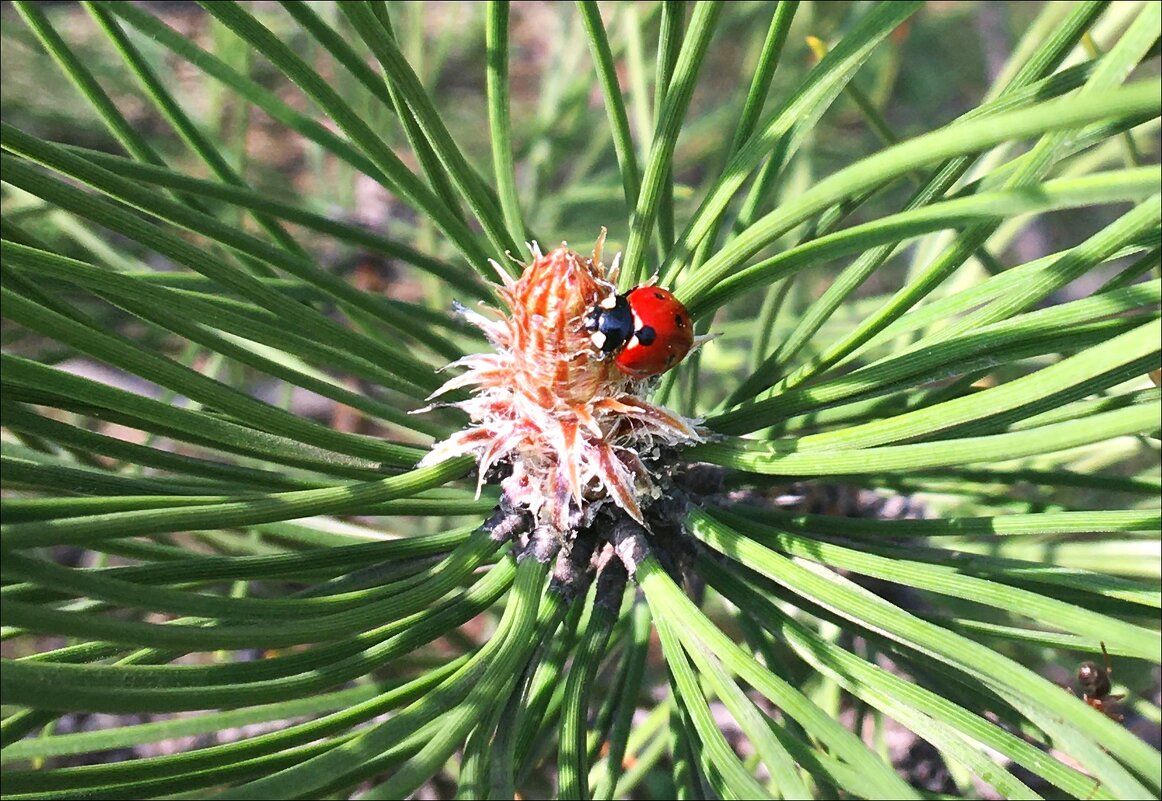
<box><xmin>581</xmin><ymin>340</ymin><xmax>609</xmax><ymax>360</ymax></box>
<box><xmin>1085</xmin><ymin>695</ymin><xmax>1126</xmax><ymax>723</ymax></box>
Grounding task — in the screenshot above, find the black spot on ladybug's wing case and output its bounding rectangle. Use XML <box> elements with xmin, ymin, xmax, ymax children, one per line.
<box><xmin>636</xmin><ymin>325</ymin><xmax>657</xmax><ymax>346</ymax></box>
<box><xmin>674</xmin><ymin>313</ymin><xmax>686</xmax><ymax>327</ymax></box>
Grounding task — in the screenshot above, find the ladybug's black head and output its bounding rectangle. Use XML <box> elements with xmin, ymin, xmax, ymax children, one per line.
<box><xmin>584</xmin><ymin>293</ymin><xmax>634</xmax><ymax>354</ymax></box>
<box><xmin>1077</xmin><ymin>661</ymin><xmax>1111</xmax><ymax>696</ymax></box>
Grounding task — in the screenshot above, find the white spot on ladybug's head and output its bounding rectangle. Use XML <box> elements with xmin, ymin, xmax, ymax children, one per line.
<box><xmin>591</xmin><ymin>331</ymin><xmax>607</xmax><ymax>350</ymax></box>
<box><xmin>600</xmin><ymin>293</ymin><xmax>619</xmax><ymax>309</ymax></box>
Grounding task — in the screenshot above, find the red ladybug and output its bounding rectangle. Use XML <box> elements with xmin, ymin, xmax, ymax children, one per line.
<box><xmin>584</xmin><ymin>286</ymin><xmax>694</xmax><ymax>378</ymax></box>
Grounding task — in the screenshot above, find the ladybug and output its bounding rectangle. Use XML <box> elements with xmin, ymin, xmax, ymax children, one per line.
<box><xmin>584</xmin><ymin>286</ymin><xmax>694</xmax><ymax>378</ymax></box>
<box><xmin>1073</xmin><ymin>641</ymin><xmax>1124</xmax><ymax>722</ymax></box>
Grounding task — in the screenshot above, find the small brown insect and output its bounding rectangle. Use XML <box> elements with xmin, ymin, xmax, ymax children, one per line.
<box><xmin>1074</xmin><ymin>642</ymin><xmax>1124</xmax><ymax>722</ymax></box>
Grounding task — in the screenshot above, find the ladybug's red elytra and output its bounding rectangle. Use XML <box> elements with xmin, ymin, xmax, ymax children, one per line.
<box><xmin>584</xmin><ymin>285</ymin><xmax>694</xmax><ymax>378</ymax></box>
